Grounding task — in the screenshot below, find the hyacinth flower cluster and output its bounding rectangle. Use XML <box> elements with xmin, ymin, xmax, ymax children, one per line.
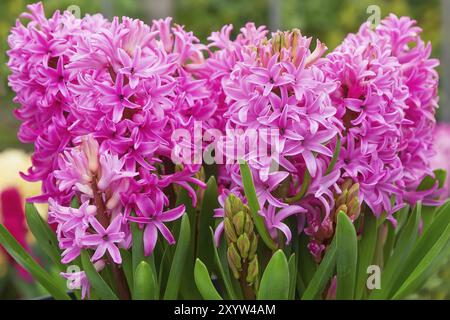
<box><xmin>2</xmin><ymin>2</ymin><xmax>448</xmax><ymax>301</ymax></box>
<box><xmin>207</xmin><ymin>15</ymin><xmax>442</xmax><ymax>261</ymax></box>
<box><xmin>7</xmin><ymin>3</ymin><xmax>211</xmax><ymax>298</ymax></box>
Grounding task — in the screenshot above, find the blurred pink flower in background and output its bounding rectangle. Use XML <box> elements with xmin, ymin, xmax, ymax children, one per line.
<box><xmin>430</xmin><ymin>123</ymin><xmax>450</xmax><ymax>198</ymax></box>
<box><xmin>0</xmin><ymin>150</ymin><xmax>46</xmax><ymax>280</ymax></box>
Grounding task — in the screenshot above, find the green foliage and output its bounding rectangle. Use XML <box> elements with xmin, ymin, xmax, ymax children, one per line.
<box><xmin>257</xmin><ymin>250</ymin><xmax>290</xmax><ymax>300</ymax></box>
<box><xmin>0</xmin><ymin>224</ymin><xmax>71</xmax><ymax>300</ymax></box>
<box><xmin>80</xmin><ymin>250</ymin><xmax>118</xmax><ymax>300</ymax></box>
<box><xmin>133</xmin><ymin>261</ymin><xmax>158</xmax><ymax>300</ymax></box>
<box><xmin>336</xmin><ymin>212</ymin><xmax>358</xmax><ymax>300</ymax></box>
<box><xmin>194</xmin><ymin>258</ymin><xmax>223</xmax><ymax>300</ymax></box>
<box><xmin>239</xmin><ymin>161</ymin><xmax>277</xmax><ymax>250</ymax></box>
<box><xmin>163</xmin><ymin>214</ymin><xmax>191</xmax><ymax>300</ymax></box>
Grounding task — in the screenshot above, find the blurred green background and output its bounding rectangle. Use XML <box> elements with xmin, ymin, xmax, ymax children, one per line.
<box><xmin>0</xmin><ymin>0</ymin><xmax>448</xmax><ymax>299</ymax></box>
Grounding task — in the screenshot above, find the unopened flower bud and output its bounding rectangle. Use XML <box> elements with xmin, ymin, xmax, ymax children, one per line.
<box><xmin>225</xmin><ymin>194</ymin><xmax>244</xmax><ymax>218</ymax></box>
<box><xmin>341</xmin><ymin>179</ymin><xmax>352</xmax><ymax>192</ymax></box>
<box><xmin>106</xmin><ymin>192</ymin><xmax>121</xmax><ymax>210</ymax></box>
<box><xmin>232</xmin><ymin>211</ymin><xmax>246</xmax><ymax>235</ymax></box>
<box><xmin>243</xmin><ymin>215</ymin><xmax>254</xmax><ymax>235</ymax></box>
<box><xmin>237</xmin><ymin>234</ymin><xmax>251</xmax><ymax>260</ymax></box>
<box><xmin>81</xmin><ymin>135</ymin><xmax>99</xmax><ymax>173</ymax></box>
<box><xmin>335</xmin><ymin>190</ymin><xmax>348</xmax><ymax>208</ymax></box>
<box><xmin>224</xmin><ymin>217</ymin><xmax>238</xmax><ymax>243</ymax></box>
<box><xmin>249</xmin><ymin>235</ymin><xmax>258</xmax><ymax>260</ymax></box>
<box><xmin>348</xmin><ymin>183</ymin><xmax>360</xmax><ymax>200</ymax></box>
<box><xmin>227</xmin><ymin>244</ymin><xmax>242</xmax><ymax>279</ymax></box>
<box><xmin>335</xmin><ymin>204</ymin><xmax>347</xmax><ymax>216</ymax></box>
<box><xmin>347</xmin><ymin>197</ymin><xmax>361</xmax><ymax>221</ymax></box>
<box><xmin>246</xmin><ymin>256</ymin><xmax>259</xmax><ymax>285</ymax></box>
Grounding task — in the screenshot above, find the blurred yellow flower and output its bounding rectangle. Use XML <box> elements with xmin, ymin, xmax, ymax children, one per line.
<box><xmin>0</xmin><ymin>149</ymin><xmax>47</xmax><ymax>218</ymax></box>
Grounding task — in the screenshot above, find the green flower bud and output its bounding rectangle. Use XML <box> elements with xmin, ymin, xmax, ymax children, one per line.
<box><xmin>246</xmin><ymin>256</ymin><xmax>259</xmax><ymax>285</ymax></box>
<box><xmin>249</xmin><ymin>235</ymin><xmax>258</xmax><ymax>260</ymax></box>
<box><xmin>243</xmin><ymin>215</ymin><xmax>254</xmax><ymax>235</ymax></box>
<box><xmin>335</xmin><ymin>190</ymin><xmax>348</xmax><ymax>208</ymax></box>
<box><xmin>225</xmin><ymin>194</ymin><xmax>244</xmax><ymax>218</ymax></box>
<box><xmin>348</xmin><ymin>183</ymin><xmax>360</xmax><ymax>201</ymax></box>
<box><xmin>237</xmin><ymin>234</ymin><xmax>251</xmax><ymax>260</ymax></box>
<box><xmin>224</xmin><ymin>217</ymin><xmax>238</xmax><ymax>243</ymax></box>
<box><xmin>227</xmin><ymin>244</ymin><xmax>242</xmax><ymax>279</ymax></box>
<box><xmin>347</xmin><ymin>197</ymin><xmax>361</xmax><ymax>220</ymax></box>
<box><xmin>232</xmin><ymin>211</ymin><xmax>246</xmax><ymax>235</ymax></box>
<box><xmin>335</xmin><ymin>204</ymin><xmax>348</xmax><ymax>217</ymax></box>
<box><xmin>341</xmin><ymin>179</ymin><xmax>352</xmax><ymax>192</ymax></box>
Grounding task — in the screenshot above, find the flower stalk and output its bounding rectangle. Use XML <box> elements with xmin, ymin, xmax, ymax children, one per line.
<box><xmin>224</xmin><ymin>195</ymin><xmax>259</xmax><ymax>299</ymax></box>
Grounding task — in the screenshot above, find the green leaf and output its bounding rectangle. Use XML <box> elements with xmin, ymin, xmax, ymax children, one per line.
<box><xmin>133</xmin><ymin>261</ymin><xmax>158</xmax><ymax>300</ymax></box>
<box><xmin>25</xmin><ymin>203</ymin><xmax>64</xmax><ymax>271</ymax></box>
<box><xmin>163</xmin><ymin>214</ymin><xmax>191</xmax><ymax>300</ymax></box>
<box><xmin>257</xmin><ymin>250</ymin><xmax>289</xmax><ymax>300</ymax></box>
<box><xmin>433</xmin><ymin>169</ymin><xmax>447</xmax><ymax>189</ymax></box>
<box><xmin>239</xmin><ymin>161</ymin><xmax>277</xmax><ymax>250</ymax></box>
<box><xmin>389</xmin><ymin>201</ymin><xmax>450</xmax><ymax>298</ymax></box>
<box><xmin>369</xmin><ymin>202</ymin><xmax>421</xmax><ymax>299</ymax></box>
<box><xmin>210</xmin><ymin>227</ymin><xmax>237</xmax><ymax>299</ymax></box>
<box><xmin>70</xmin><ymin>196</ymin><xmax>80</xmax><ymax>208</ymax></box>
<box><xmin>302</xmin><ymin>238</ymin><xmax>336</xmax><ymax>300</ymax></box>
<box><xmin>382</xmin><ymin>221</ymin><xmax>396</xmax><ymax>265</ymax></box>
<box><xmin>131</xmin><ymin>221</ymin><xmax>144</xmax><ymax>274</ymax></box>
<box><xmin>80</xmin><ymin>250</ymin><xmax>118</xmax><ymax>300</ymax></box>
<box><xmin>417</xmin><ymin>169</ymin><xmax>446</xmax><ymax>191</ymax></box>
<box><xmin>176</xmin><ymin>188</ymin><xmax>201</xmax><ymax>299</ymax></box>
<box><xmin>120</xmin><ymin>249</ymin><xmax>133</xmax><ymax>292</ymax></box>
<box><xmin>336</xmin><ymin>212</ymin><xmax>358</xmax><ymax>300</ymax></box>
<box><xmin>355</xmin><ymin>213</ymin><xmax>377</xmax><ymax>299</ymax></box>
<box><xmin>392</xmin><ymin>219</ymin><xmax>450</xmax><ymax>299</ymax></box>
<box><xmin>326</xmin><ymin>135</ymin><xmax>341</xmax><ymax>175</ymax></box>
<box><xmin>0</xmin><ymin>224</ymin><xmax>71</xmax><ymax>300</ymax></box>
<box><xmin>197</xmin><ymin>176</ymin><xmax>219</xmax><ymax>268</ymax></box>
<box><xmin>288</xmin><ymin>253</ymin><xmax>297</xmax><ymax>299</ymax></box>
<box><xmin>194</xmin><ymin>259</ymin><xmax>223</xmax><ymax>300</ymax></box>
<box><xmin>297</xmin><ymin>233</ymin><xmax>316</xmax><ymax>289</ymax></box>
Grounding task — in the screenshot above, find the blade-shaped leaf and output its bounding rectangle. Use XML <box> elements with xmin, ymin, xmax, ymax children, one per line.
<box><xmin>0</xmin><ymin>224</ymin><xmax>71</xmax><ymax>300</ymax></box>
<box><xmin>369</xmin><ymin>202</ymin><xmax>421</xmax><ymax>299</ymax></box>
<box><xmin>302</xmin><ymin>238</ymin><xmax>336</xmax><ymax>300</ymax></box>
<box><xmin>336</xmin><ymin>212</ymin><xmax>358</xmax><ymax>300</ymax></box>
<box><xmin>120</xmin><ymin>249</ymin><xmax>133</xmax><ymax>292</ymax></box>
<box><xmin>130</xmin><ymin>221</ymin><xmax>144</xmax><ymax>274</ymax></box>
<box><xmin>392</xmin><ymin>220</ymin><xmax>450</xmax><ymax>299</ymax></box>
<box><xmin>257</xmin><ymin>250</ymin><xmax>289</xmax><ymax>300</ymax></box>
<box><xmin>80</xmin><ymin>250</ymin><xmax>118</xmax><ymax>300</ymax></box>
<box><xmin>133</xmin><ymin>261</ymin><xmax>158</xmax><ymax>300</ymax></box>
<box><xmin>239</xmin><ymin>161</ymin><xmax>277</xmax><ymax>250</ymax></box>
<box><xmin>355</xmin><ymin>212</ymin><xmax>377</xmax><ymax>299</ymax></box>
<box><xmin>326</xmin><ymin>135</ymin><xmax>341</xmax><ymax>175</ymax></box>
<box><xmin>297</xmin><ymin>233</ymin><xmax>316</xmax><ymax>289</ymax></box>
<box><xmin>194</xmin><ymin>258</ymin><xmax>223</xmax><ymax>300</ymax></box>
<box><xmin>210</xmin><ymin>227</ymin><xmax>237</xmax><ymax>299</ymax></box>
<box><xmin>389</xmin><ymin>200</ymin><xmax>450</xmax><ymax>298</ymax></box>
<box><xmin>25</xmin><ymin>203</ymin><xmax>64</xmax><ymax>271</ymax></box>
<box><xmin>288</xmin><ymin>253</ymin><xmax>297</xmax><ymax>299</ymax></box>
<box><xmin>163</xmin><ymin>214</ymin><xmax>191</xmax><ymax>300</ymax></box>
<box><xmin>176</xmin><ymin>188</ymin><xmax>201</xmax><ymax>299</ymax></box>
<box><xmin>197</xmin><ymin>177</ymin><xmax>218</xmax><ymax>268</ymax></box>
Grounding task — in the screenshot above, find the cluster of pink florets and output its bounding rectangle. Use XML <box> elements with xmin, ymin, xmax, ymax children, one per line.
<box><xmin>7</xmin><ymin>3</ymin><xmax>440</xmax><ymax>275</ymax></box>
<box><xmin>8</xmin><ymin>3</ymin><xmax>208</xmax><ymax>269</ymax></box>
<box><xmin>206</xmin><ymin>16</ymin><xmax>440</xmax><ymax>259</ymax></box>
